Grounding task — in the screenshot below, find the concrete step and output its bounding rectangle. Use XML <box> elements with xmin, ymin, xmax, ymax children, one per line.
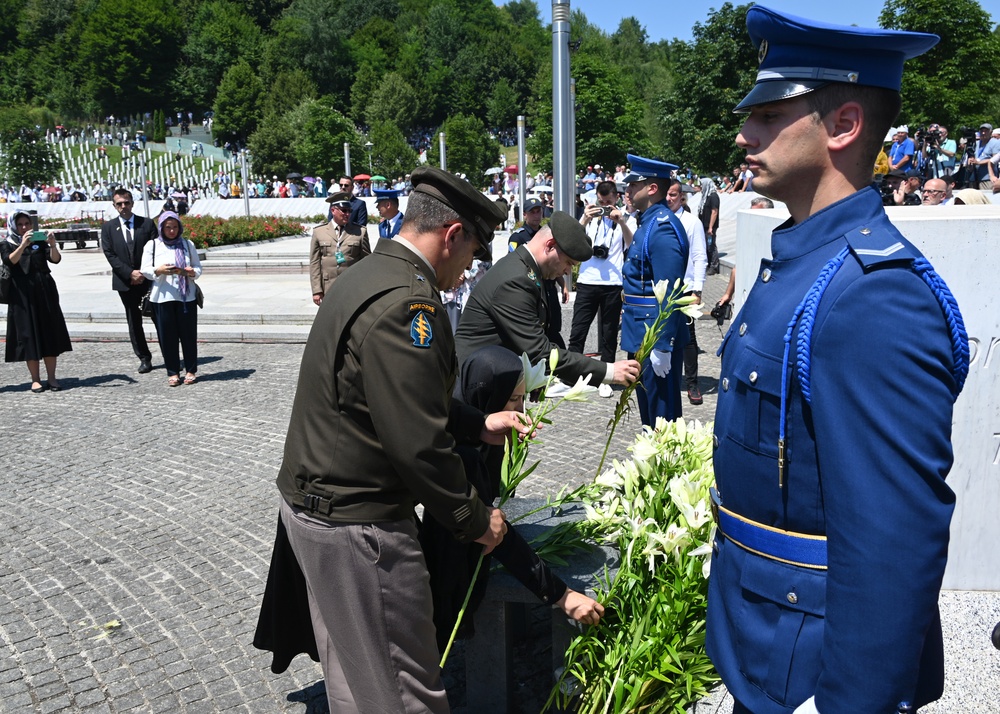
<box><xmin>55</xmin><ymin>312</ymin><xmax>316</xmax><ymax>326</ymax></box>
<box><xmin>62</xmin><ymin>321</ymin><xmax>311</xmax><ymax>343</ymax></box>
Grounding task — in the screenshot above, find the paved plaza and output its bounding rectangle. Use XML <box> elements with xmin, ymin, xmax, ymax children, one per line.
<box><xmin>0</xmin><ymin>235</ymin><xmax>997</xmax><ymax>713</ymax></box>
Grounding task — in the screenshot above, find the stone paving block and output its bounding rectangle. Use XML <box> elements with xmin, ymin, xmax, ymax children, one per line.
<box><xmin>71</xmin><ymin>687</ymin><xmax>108</xmax><ymax>709</ymax></box>
<box><xmin>38</xmin><ymin>692</ymin><xmax>73</xmax><ymax>713</ymax></box>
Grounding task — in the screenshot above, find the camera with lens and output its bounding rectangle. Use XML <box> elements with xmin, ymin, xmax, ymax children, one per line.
<box><xmin>592</xmin><ymin>245</ymin><xmax>609</xmax><ymax>259</ymax></box>
<box><xmin>710</xmin><ymin>301</ymin><xmax>733</xmax><ymax>326</ymax></box>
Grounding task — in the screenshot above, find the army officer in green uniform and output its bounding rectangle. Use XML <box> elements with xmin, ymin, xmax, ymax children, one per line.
<box><xmin>308</xmin><ymin>191</ymin><xmax>371</xmax><ymax>306</ymax></box>
<box><xmin>275</xmin><ymin>167</ymin><xmax>528</xmax><ymax>714</ymax></box>
<box><xmin>456</xmin><ymin>210</ymin><xmax>640</xmax><ymax>390</ymax></box>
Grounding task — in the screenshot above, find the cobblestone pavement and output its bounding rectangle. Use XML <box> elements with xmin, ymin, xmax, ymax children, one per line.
<box><xmin>0</xmin><ymin>272</ymin><xmax>729</xmax><ymax>714</ymax></box>
<box><xmin>1</xmin><ymin>270</ymin><xmax>996</xmax><ymax>713</ymax></box>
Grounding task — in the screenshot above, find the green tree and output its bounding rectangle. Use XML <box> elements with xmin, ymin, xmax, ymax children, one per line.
<box><xmin>527</xmin><ymin>54</ymin><xmax>653</xmax><ymax>172</ymax></box>
<box><xmin>365</xmin><ymin>72</ymin><xmax>419</xmax><ymax>132</ymax></box>
<box><xmin>291</xmin><ymin>99</ymin><xmax>364</xmax><ymax>177</ymax></box>
<box><xmin>171</xmin><ymin>0</ymin><xmax>265</xmax><ymax>111</ymax></box>
<box><xmin>0</xmin><ymin>107</ymin><xmax>63</xmax><ymax>185</ymax></box>
<box><xmin>368</xmin><ymin>120</ymin><xmax>418</xmax><ymax>180</ymax></box>
<box><xmin>486</xmin><ymin>78</ymin><xmax>519</xmax><ymax>129</ymax></box>
<box><xmin>350</xmin><ymin>62</ymin><xmax>381</xmax><ymax>123</ymax></box>
<box><xmin>657</xmin><ymin>3</ymin><xmax>757</xmax><ymax>174</ymax></box>
<box><xmin>264</xmin><ymin>0</ymin><xmax>354</xmax><ymax>104</ymax></box>
<box><xmin>154</xmin><ymin>109</ymin><xmax>166</xmax><ymax>143</ymax></box>
<box><xmin>427</xmin><ymin>114</ymin><xmax>499</xmax><ymax>188</ymax></box>
<box><xmin>213</xmin><ymin>61</ymin><xmax>265</xmax><ymax>145</ymax></box>
<box><xmin>248</xmin><ymin>115</ymin><xmax>299</xmax><ymax>179</ymax></box>
<box><xmin>263</xmin><ymin>70</ymin><xmax>318</xmax><ymax>121</ymax></box>
<box><xmin>879</xmin><ymin>0</ymin><xmax>1000</xmax><ymax>131</ymax></box>
<box><xmin>72</xmin><ymin>0</ymin><xmax>183</xmax><ymax>116</ymax></box>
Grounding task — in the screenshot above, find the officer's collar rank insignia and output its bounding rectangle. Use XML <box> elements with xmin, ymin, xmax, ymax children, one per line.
<box><xmin>527</xmin><ymin>269</ymin><xmax>539</xmax><ymax>287</ymax></box>
<box><xmin>410</xmin><ymin>310</ymin><xmax>433</xmax><ymax>348</ymax></box>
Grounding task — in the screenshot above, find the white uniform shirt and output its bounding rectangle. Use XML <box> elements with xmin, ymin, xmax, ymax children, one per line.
<box><xmin>578</xmin><ymin>215</ymin><xmax>625</xmax><ymax>286</ymax></box>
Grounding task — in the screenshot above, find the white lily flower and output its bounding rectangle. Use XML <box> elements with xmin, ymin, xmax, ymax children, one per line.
<box><xmin>652</xmin><ymin>279</ymin><xmax>669</xmax><ymax>304</ymax></box>
<box><xmin>680</xmin><ymin>303</ymin><xmax>704</xmax><ymax>319</ymax></box>
<box><xmin>560</xmin><ymin>374</ymin><xmax>597</xmax><ymax>402</ymax></box>
<box><xmin>548</xmin><ymin>347</ymin><xmax>559</xmax><ymax>372</ymax></box>
<box><xmin>519</xmin><ymin>352</ymin><xmax>549</xmax><ymax>393</ymax></box>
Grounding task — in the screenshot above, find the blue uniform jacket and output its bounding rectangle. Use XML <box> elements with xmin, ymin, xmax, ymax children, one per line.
<box><xmin>620</xmin><ymin>200</ymin><xmax>689</xmax><ymax>353</ymax></box>
<box><xmin>707</xmin><ymin>186</ymin><xmax>961</xmax><ymax>713</ymax></box>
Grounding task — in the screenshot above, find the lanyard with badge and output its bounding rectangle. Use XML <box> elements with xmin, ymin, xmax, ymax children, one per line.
<box><xmin>334</xmin><ymin>230</ymin><xmax>347</xmax><ymax>265</ymax></box>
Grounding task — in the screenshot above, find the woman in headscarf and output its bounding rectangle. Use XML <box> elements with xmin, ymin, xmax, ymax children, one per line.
<box><xmin>420</xmin><ymin>345</ymin><xmax>604</xmax><ymax>652</ymax></box>
<box><xmin>1</xmin><ymin>210</ymin><xmax>72</xmax><ymax>392</ymax></box>
<box><xmin>140</xmin><ymin>211</ymin><xmax>202</xmax><ymax>386</ymax></box>
<box><xmin>698</xmin><ymin>177</ymin><xmax>721</xmax><ymax>274</ymax></box>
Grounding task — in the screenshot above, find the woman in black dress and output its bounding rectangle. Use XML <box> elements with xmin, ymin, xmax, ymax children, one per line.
<box><xmin>1</xmin><ymin>210</ymin><xmax>72</xmax><ymax>392</ymax></box>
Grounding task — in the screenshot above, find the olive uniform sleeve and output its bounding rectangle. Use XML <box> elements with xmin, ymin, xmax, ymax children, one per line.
<box><xmin>360</xmin><ymin>296</ymin><xmax>491</xmax><ymax>542</ymax></box>
<box><xmin>487</xmin><ymin>272</ymin><xmax>607</xmax><ymax>386</ymax></box>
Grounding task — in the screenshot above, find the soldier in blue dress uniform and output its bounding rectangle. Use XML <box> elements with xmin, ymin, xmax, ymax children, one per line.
<box><xmin>375</xmin><ymin>189</ymin><xmax>404</xmax><ymax>239</ymax></box>
<box><xmin>620</xmin><ymin>154</ymin><xmax>690</xmax><ymax>425</ymax></box>
<box><xmin>706</xmin><ymin>7</ymin><xmax>970</xmax><ymax>714</ymax></box>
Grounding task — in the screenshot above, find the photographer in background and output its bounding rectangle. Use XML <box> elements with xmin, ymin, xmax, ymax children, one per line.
<box><xmin>932</xmin><ymin>125</ymin><xmax>957</xmax><ymax>177</ymax></box>
<box><xmin>971</xmin><ymin>123</ymin><xmax>1000</xmax><ymax>189</ymax></box>
<box><xmin>568</xmin><ymin>181</ymin><xmax>633</xmax><ymax>397</ymax></box>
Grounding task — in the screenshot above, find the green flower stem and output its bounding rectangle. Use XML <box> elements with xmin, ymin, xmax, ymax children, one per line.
<box><xmin>437</xmin><ymin>551</ymin><xmax>485</xmax><ymax>668</ymax></box>
<box><xmin>596</xmin><ymin>283</ymin><xmax>692</xmax><ymax>476</ymax></box>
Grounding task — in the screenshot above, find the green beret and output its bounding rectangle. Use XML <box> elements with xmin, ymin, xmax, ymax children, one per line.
<box><xmin>549</xmin><ymin>210</ymin><xmax>592</xmax><ymax>261</ymax></box>
<box><xmin>410</xmin><ymin>166</ymin><xmax>507</xmax><ymax>259</ymax></box>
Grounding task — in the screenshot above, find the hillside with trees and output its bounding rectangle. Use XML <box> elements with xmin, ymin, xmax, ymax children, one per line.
<box><xmin>1</xmin><ymin>0</ymin><xmax>998</xmax><ymax>182</ymax></box>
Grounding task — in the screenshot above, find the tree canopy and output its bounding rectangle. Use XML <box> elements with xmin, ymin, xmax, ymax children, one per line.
<box><xmin>1</xmin><ymin>0</ymin><xmax>999</xmax><ymax>179</ymax></box>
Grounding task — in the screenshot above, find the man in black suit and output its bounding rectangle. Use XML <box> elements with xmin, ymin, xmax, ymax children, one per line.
<box><xmin>333</xmin><ymin>176</ymin><xmax>368</xmax><ymax>228</ymax></box>
<box><xmin>101</xmin><ymin>188</ymin><xmax>157</xmax><ymax>373</ymax></box>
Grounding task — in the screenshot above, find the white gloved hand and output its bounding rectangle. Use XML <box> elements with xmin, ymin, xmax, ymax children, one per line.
<box><xmin>792</xmin><ymin>696</ymin><xmax>820</xmax><ymax>714</ymax></box>
<box><xmin>649</xmin><ymin>349</ymin><xmax>672</xmax><ymax>378</ymax></box>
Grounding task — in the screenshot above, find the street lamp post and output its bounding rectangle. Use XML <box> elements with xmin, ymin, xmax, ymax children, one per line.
<box><xmin>364</xmin><ymin>141</ymin><xmax>373</xmax><ymax>174</ymax></box>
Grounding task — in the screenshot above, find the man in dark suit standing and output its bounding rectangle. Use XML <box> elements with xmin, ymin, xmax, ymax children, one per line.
<box><xmin>101</xmin><ymin>188</ymin><xmax>157</xmax><ymax>373</ymax></box>
<box><xmin>333</xmin><ymin>176</ymin><xmax>368</xmax><ymax>228</ymax></box>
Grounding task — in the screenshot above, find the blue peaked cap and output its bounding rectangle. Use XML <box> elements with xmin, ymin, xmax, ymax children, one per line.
<box><xmin>622</xmin><ymin>153</ymin><xmax>678</xmax><ymax>183</ymax></box>
<box><xmin>373</xmin><ymin>189</ymin><xmax>399</xmax><ymax>201</ymax></box>
<box><xmin>734</xmin><ymin>6</ymin><xmax>939</xmax><ymax>112</ymax></box>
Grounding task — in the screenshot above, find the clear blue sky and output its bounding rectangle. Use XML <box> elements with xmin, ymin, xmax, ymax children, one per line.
<box><xmin>494</xmin><ymin>1</ymin><xmax>1000</xmax><ymax>43</ymax></box>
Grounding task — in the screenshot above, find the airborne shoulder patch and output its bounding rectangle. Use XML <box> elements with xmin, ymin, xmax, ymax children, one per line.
<box><xmin>408</xmin><ymin>302</ymin><xmax>437</xmax><ymax>316</ymax></box>
<box><xmin>410</xmin><ymin>310</ymin><xmax>433</xmax><ymax>348</ymax></box>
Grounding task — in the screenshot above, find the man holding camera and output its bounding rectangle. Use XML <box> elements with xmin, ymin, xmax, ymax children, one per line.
<box><xmin>568</xmin><ymin>181</ymin><xmax>633</xmax><ymax>397</ymax></box>
<box><xmin>930</xmin><ymin>124</ymin><xmax>957</xmax><ymax>177</ymax></box>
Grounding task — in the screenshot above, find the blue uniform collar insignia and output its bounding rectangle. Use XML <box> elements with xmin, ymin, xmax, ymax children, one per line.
<box><xmin>410</xmin><ymin>310</ymin><xmax>433</xmax><ymax>348</ymax></box>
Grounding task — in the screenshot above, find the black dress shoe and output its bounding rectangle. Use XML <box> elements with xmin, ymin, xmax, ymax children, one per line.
<box><xmin>31</xmin><ymin>383</ymin><xmax>46</xmax><ymax>394</ymax></box>
<box><xmin>138</xmin><ymin>357</ymin><xmax>153</xmax><ymax>374</ymax></box>
<box><xmin>687</xmin><ymin>385</ymin><xmax>704</xmax><ymax>405</ymax></box>
<box><xmin>46</xmin><ymin>381</ymin><xmax>61</xmax><ymax>392</ymax></box>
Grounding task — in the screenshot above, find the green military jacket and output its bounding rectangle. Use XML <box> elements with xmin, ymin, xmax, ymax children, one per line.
<box><xmin>278</xmin><ymin>239</ymin><xmax>490</xmax><ymax>542</ymax></box>
<box><xmin>455</xmin><ymin>245</ymin><xmax>608</xmax><ymax>387</ymax></box>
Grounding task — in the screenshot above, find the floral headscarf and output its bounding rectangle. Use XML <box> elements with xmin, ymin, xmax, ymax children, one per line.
<box><xmin>157</xmin><ymin>211</ymin><xmax>190</xmax><ymax>295</ymax></box>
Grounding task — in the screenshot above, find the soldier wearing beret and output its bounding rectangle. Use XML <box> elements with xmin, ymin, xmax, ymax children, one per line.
<box><xmin>456</xmin><ymin>210</ymin><xmax>640</xmax><ymax>389</ymax></box>
<box><xmin>707</xmin><ymin>7</ymin><xmax>969</xmax><ymax>714</ymax></box>
<box><xmin>274</xmin><ymin>167</ymin><xmax>529</xmax><ymax>713</ymax></box>
<box><xmin>620</xmin><ymin>153</ymin><xmax>691</xmax><ymax>425</ymax></box>
<box><xmin>308</xmin><ymin>191</ymin><xmax>371</xmax><ymax>306</ymax></box>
